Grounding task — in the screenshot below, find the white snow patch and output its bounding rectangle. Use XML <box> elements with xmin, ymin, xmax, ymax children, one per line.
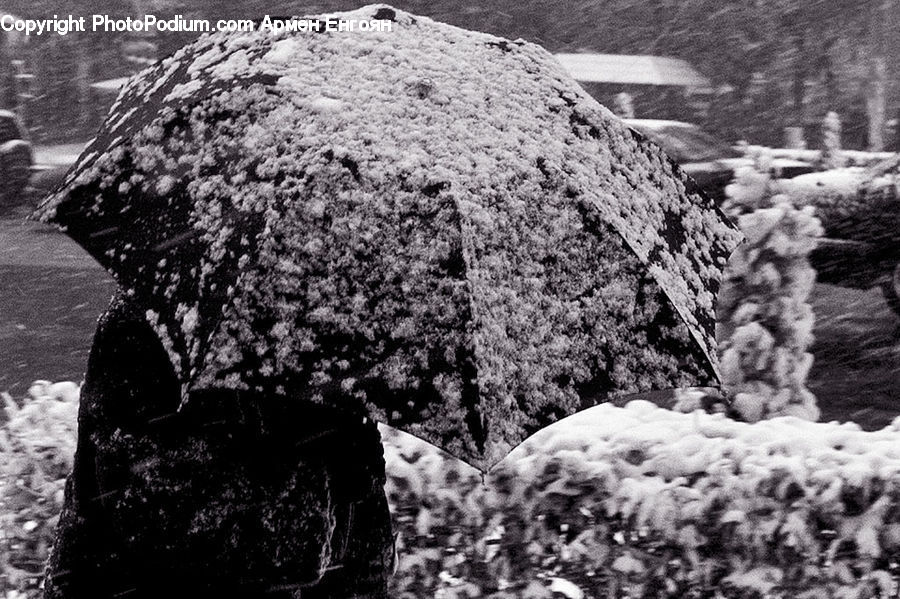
<box><xmin>308</xmin><ymin>96</ymin><xmax>345</xmax><ymax>113</ymax></box>
<box><xmin>164</xmin><ymin>79</ymin><xmax>204</xmax><ymax>103</ymax></box>
<box><xmin>549</xmin><ymin>578</ymin><xmax>584</xmax><ymax>599</ymax></box>
<box><xmin>156</xmin><ymin>175</ymin><xmax>177</xmax><ymax>195</ymax></box>
<box><xmin>786</xmin><ymin>168</ymin><xmax>866</xmax><ymax>196</ymax></box>
<box><xmin>263</xmin><ymin>39</ymin><xmax>299</xmax><ymax>65</ymax></box>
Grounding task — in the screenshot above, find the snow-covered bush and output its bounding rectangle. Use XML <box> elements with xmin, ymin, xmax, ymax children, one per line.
<box><xmin>715</xmin><ymin>204</ymin><xmax>823</xmax><ymax>422</ymax></box>
<box><xmin>786</xmin><ymin>168</ymin><xmax>869</xmax><ymax>203</ymax></box>
<box><xmin>783</xmin><ymin>156</ymin><xmax>900</xmax><ymax>250</ymax></box>
<box><xmin>0</xmin><ymin>382</ymin><xmax>78</xmax><ymax>597</ymax></box>
<box><xmin>708</xmin><ymin>153</ymin><xmax>823</xmax><ymax>423</ymax></box>
<box><xmin>722</xmin><ymin>151</ymin><xmax>778</xmax><ymax>215</ymax></box>
<box><xmin>384</xmin><ymin>401</ymin><xmax>900</xmax><ymax>598</ymax></box>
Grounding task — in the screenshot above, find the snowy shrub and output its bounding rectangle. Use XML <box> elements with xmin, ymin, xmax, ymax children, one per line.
<box><xmin>0</xmin><ymin>382</ymin><xmax>78</xmax><ymax>597</ymax></box>
<box><xmin>715</xmin><ymin>203</ymin><xmax>823</xmax><ymax>422</ymax></box>
<box><xmin>384</xmin><ymin>402</ymin><xmax>900</xmax><ymax>599</ymax></box>
<box><xmin>701</xmin><ymin>153</ymin><xmax>823</xmax><ymax>423</ymax></box>
<box><xmin>783</xmin><ymin>157</ymin><xmax>900</xmax><ymax>250</ymax></box>
<box><xmin>785</xmin><ymin>168</ymin><xmax>869</xmax><ymax>206</ymax></box>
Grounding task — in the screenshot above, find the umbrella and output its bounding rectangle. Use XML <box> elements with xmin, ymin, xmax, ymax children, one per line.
<box><xmin>35</xmin><ymin>4</ymin><xmax>741</xmax><ymax>470</ymax></box>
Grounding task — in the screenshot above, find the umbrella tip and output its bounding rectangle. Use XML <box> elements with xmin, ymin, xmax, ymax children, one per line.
<box><xmin>178</xmin><ymin>384</ymin><xmax>190</xmax><ymax>412</ymax></box>
<box><xmin>27</xmin><ymin>202</ymin><xmax>54</xmax><ymax>223</ymax></box>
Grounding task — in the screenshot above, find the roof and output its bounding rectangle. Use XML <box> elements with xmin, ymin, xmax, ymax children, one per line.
<box><xmin>554</xmin><ymin>53</ymin><xmax>711</xmax><ymax>88</ymax></box>
<box><xmin>623</xmin><ymin>118</ymin><xmax>694</xmax><ymax>130</ymax></box>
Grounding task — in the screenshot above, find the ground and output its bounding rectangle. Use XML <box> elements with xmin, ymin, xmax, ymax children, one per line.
<box><xmin>808</xmin><ymin>282</ymin><xmax>900</xmax><ymax>429</ymax></box>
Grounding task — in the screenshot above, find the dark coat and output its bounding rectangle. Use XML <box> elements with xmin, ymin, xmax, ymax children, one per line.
<box><xmin>44</xmin><ymin>291</ymin><xmax>393</xmax><ymax>599</ymax></box>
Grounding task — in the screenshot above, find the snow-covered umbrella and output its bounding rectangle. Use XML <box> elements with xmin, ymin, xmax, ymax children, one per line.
<box><xmin>35</xmin><ymin>4</ymin><xmax>741</xmax><ymax>470</ymax></box>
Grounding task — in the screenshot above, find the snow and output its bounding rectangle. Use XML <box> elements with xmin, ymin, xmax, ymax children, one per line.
<box><xmin>508</xmin><ymin>399</ymin><xmax>900</xmax><ymax>478</ymax></box>
<box><xmin>380</xmin><ymin>393</ymin><xmax>900</xmax><ymax>490</ymax></box>
<box><xmin>549</xmin><ymin>577</ymin><xmax>584</xmax><ymax>598</ymax></box>
<box><xmin>307</xmin><ymin>96</ymin><xmax>345</xmax><ymax>113</ymax></box>
<box><xmin>164</xmin><ymin>79</ymin><xmax>203</xmax><ymax>103</ymax></box>
<box><xmin>786</xmin><ymin>168</ymin><xmax>867</xmax><ymax>196</ymax></box>
<box><xmin>380</xmin><ymin>394</ymin><xmax>900</xmax><ymax>595</ymax></box>
<box><xmin>262</xmin><ymin>39</ymin><xmax>299</xmax><ymax>65</ymax></box>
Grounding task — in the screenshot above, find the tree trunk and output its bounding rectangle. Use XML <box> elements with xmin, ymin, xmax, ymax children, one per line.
<box><xmin>823</xmin><ymin>37</ymin><xmax>839</xmax><ymax>111</ymax></box>
<box><xmin>44</xmin><ymin>291</ymin><xmax>394</xmax><ymax>599</ymax></box>
<box><xmin>0</xmin><ymin>31</ymin><xmax>14</xmax><ymax>110</ymax></box>
<box><xmin>866</xmin><ymin>0</ymin><xmax>891</xmax><ymax>151</ymax></box>
<box><xmin>866</xmin><ymin>56</ymin><xmax>887</xmax><ymax>151</ymax></box>
<box><xmin>790</xmin><ymin>15</ymin><xmax>808</xmax><ymax>131</ymax></box>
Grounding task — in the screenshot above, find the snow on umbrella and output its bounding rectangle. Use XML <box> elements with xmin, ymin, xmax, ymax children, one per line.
<box><xmin>35</xmin><ymin>4</ymin><xmax>741</xmax><ymax>470</ymax></box>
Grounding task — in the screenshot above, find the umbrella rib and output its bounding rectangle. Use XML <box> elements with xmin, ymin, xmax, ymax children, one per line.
<box><xmin>577</xmin><ymin>191</ymin><xmax>721</xmax><ymax>385</ymax></box>
<box><xmin>448</xmin><ymin>197</ymin><xmax>488</xmax><ymax>457</ymax></box>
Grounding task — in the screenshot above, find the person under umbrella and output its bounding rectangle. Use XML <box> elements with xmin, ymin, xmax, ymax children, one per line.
<box><xmin>36</xmin><ymin>5</ymin><xmax>741</xmax><ymax>598</ymax></box>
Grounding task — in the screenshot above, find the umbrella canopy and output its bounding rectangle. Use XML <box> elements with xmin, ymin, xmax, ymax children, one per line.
<box><xmin>35</xmin><ymin>4</ymin><xmax>741</xmax><ymax>470</ymax></box>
